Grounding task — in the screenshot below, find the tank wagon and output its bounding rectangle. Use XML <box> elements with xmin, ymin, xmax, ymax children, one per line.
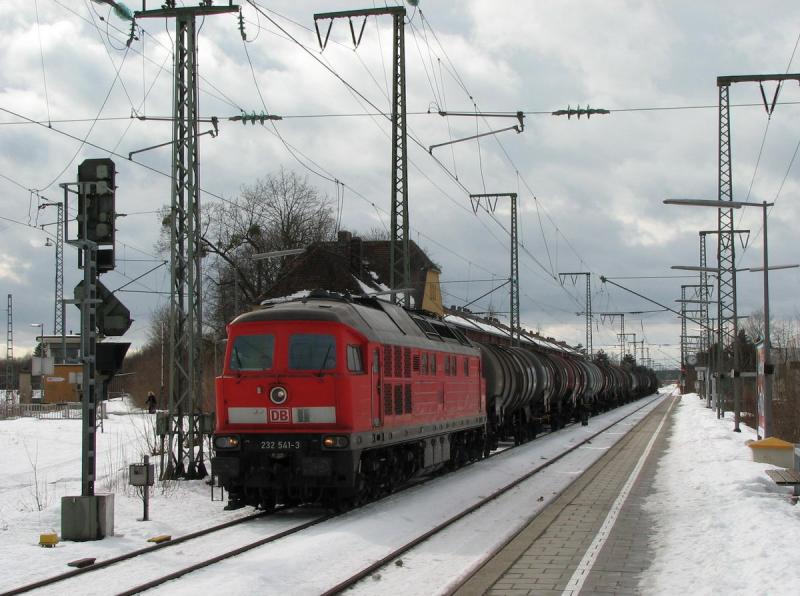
<box><xmin>212</xmin><ymin>291</ymin><xmax>658</xmax><ymax>509</ymax></box>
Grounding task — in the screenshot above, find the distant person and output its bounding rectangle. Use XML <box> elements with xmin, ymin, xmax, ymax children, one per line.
<box><xmin>146</xmin><ymin>391</ymin><xmax>157</xmax><ymax>414</ymax></box>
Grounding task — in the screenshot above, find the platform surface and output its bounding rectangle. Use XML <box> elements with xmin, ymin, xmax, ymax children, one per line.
<box><xmin>455</xmin><ymin>395</ymin><xmax>677</xmax><ymax>596</ymax></box>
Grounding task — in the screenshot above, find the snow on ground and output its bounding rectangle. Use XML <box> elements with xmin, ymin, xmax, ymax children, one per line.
<box><xmin>147</xmin><ymin>394</ymin><xmax>667</xmax><ymax>596</ymax></box>
<box><xmin>642</xmin><ymin>392</ymin><xmax>800</xmax><ymax>595</ymax></box>
<box><xmin>1</xmin><ymin>389</ymin><xmax>799</xmax><ymax>595</ymax></box>
<box><xmin>0</xmin><ymin>396</ymin><xmax>251</xmax><ymax>591</ymax></box>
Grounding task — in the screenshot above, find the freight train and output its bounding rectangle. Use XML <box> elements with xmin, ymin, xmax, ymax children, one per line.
<box><xmin>211</xmin><ymin>291</ymin><xmax>657</xmax><ymax>510</ymax></box>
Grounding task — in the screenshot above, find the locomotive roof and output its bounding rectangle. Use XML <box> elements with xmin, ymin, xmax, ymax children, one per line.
<box><xmin>230</xmin><ymin>294</ymin><xmax>478</xmax><ymax>355</ymax></box>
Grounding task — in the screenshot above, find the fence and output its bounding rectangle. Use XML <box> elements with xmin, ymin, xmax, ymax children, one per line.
<box><xmin>0</xmin><ymin>402</ymin><xmax>83</xmax><ymax>420</ymax></box>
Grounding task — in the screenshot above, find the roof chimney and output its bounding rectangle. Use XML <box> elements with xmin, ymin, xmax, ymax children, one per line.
<box><xmin>350</xmin><ymin>236</ymin><xmax>363</xmax><ymax>277</ymax></box>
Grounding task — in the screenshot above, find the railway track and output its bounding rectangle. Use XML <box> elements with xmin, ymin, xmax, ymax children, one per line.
<box><xmin>323</xmin><ymin>393</ymin><xmax>666</xmax><ymax>595</ymax></box>
<box><xmin>1</xmin><ymin>508</ymin><xmax>334</xmax><ymax>596</ymax></box>
<box><xmin>3</xmin><ymin>394</ymin><xmax>664</xmax><ymax>596</ymax></box>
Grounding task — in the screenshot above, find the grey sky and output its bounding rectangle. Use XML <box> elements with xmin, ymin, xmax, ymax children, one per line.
<box><xmin>1</xmin><ymin>0</ymin><xmax>799</xmax><ymax>368</ymax></box>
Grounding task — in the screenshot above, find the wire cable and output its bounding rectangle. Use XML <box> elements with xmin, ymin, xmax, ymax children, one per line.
<box><xmin>34</xmin><ymin>0</ymin><xmax>52</xmax><ymax>127</ymax></box>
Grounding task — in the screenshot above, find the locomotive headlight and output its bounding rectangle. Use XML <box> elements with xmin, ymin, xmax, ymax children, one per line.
<box><xmin>322</xmin><ymin>435</ymin><xmax>349</xmax><ymax>449</ymax></box>
<box><xmin>214</xmin><ymin>435</ymin><xmax>240</xmax><ymax>450</ymax></box>
<box><xmin>270</xmin><ymin>386</ymin><xmax>288</xmax><ymax>405</ymax></box>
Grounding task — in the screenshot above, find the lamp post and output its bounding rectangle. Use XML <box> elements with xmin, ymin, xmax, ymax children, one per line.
<box><xmin>757</xmin><ymin>201</ymin><xmax>773</xmax><ymax>438</ymax></box>
<box><xmin>30</xmin><ymin>323</ymin><xmax>45</xmax><ymax>402</ymax></box>
<box><xmin>742</xmin><ymin>203</ymin><xmax>799</xmax><ymax>438</ymax></box>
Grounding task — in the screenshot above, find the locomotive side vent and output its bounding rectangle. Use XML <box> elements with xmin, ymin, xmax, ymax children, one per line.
<box><xmin>394</xmin><ymin>385</ymin><xmax>403</xmax><ymax>415</ymax></box>
<box><xmin>384</xmin><ymin>383</ymin><xmax>392</xmax><ymax>415</ymax></box>
<box><xmin>412</xmin><ymin>353</ymin><xmax>420</xmax><ymax>374</ymax></box>
<box><xmin>403</xmin><ymin>348</ymin><xmax>411</xmax><ymax>378</ymax></box>
<box><xmin>384</xmin><ymin>347</ymin><xmax>392</xmax><ymax>378</ymax></box>
<box><xmin>404</xmin><ymin>384</ymin><xmax>412</xmax><ymax>413</ymax></box>
<box><xmin>394</xmin><ymin>345</ymin><xmax>402</xmax><ymax>378</ymax></box>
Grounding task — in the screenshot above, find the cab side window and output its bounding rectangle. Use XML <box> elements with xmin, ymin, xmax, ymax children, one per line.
<box><xmin>347</xmin><ymin>345</ymin><xmax>364</xmax><ymax>373</ymax></box>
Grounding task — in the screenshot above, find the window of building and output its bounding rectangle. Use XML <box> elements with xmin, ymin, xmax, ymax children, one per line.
<box><xmin>229</xmin><ymin>334</ymin><xmax>275</xmax><ymax>371</ymax></box>
<box><xmin>289</xmin><ymin>333</ymin><xmax>336</xmax><ymax>370</ymax></box>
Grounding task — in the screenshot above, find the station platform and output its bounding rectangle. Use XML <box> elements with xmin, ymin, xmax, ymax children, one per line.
<box><xmin>454</xmin><ymin>393</ymin><xmax>678</xmax><ymax>596</ymax></box>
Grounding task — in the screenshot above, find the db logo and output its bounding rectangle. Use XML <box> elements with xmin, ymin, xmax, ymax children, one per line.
<box><xmin>268</xmin><ymin>408</ymin><xmax>290</xmax><ymax>423</ymax></box>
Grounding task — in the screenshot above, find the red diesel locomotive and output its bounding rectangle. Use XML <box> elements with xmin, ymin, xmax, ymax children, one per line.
<box><xmin>211</xmin><ymin>291</ymin><xmax>657</xmax><ymax>510</ymax></box>
<box><xmin>212</xmin><ymin>291</ymin><xmax>487</xmax><ymax>509</ymax></box>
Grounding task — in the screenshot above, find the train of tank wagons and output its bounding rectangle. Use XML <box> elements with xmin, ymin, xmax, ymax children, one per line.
<box><xmin>211</xmin><ymin>291</ymin><xmax>658</xmax><ymax>510</ymax></box>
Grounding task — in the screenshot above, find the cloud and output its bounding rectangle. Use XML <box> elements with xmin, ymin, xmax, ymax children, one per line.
<box><xmin>0</xmin><ymin>252</ymin><xmax>30</xmax><ymax>284</ymax></box>
<box><xmin>0</xmin><ymin>0</ymin><xmax>798</xmax><ymax>367</ymax></box>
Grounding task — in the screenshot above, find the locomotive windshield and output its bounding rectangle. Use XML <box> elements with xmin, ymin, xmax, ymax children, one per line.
<box><xmin>229</xmin><ymin>334</ymin><xmax>275</xmax><ymax>371</ymax></box>
<box><xmin>289</xmin><ymin>333</ymin><xmax>336</xmax><ymax>370</ymax></box>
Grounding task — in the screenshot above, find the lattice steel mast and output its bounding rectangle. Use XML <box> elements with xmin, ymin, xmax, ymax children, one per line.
<box><xmin>136</xmin><ymin>2</ymin><xmax>238</xmax><ymax>479</ymax></box>
<box><xmin>40</xmin><ymin>202</ymin><xmax>65</xmax><ymax>338</ymax></box>
<box><xmin>680</xmin><ymin>285</ymin><xmax>687</xmax><ymax>372</ymax></box>
<box><xmin>716</xmin><ymin>81</ymin><xmax>739</xmax><ymax>429</ymax></box>
<box><xmin>716</xmin><ymin>73</ymin><xmax>800</xmax><ymax>431</ymax></box>
<box><xmin>699</xmin><ymin>231</ymin><xmax>712</xmax><ymax>405</ymax></box>
<box><xmin>314</xmin><ymin>6</ymin><xmax>410</xmax><ymax>305</ymax></box>
<box><xmin>559</xmin><ymin>272</ymin><xmax>592</xmax><ymax>357</ymax></box>
<box><xmin>38</xmin><ymin>201</ymin><xmax>65</xmax><ymax>360</ymax></box>
<box><xmin>5</xmin><ymin>294</ymin><xmax>13</xmax><ymax>400</ymax></box>
<box><xmin>470</xmin><ymin>193</ymin><xmax>519</xmax><ymax>346</ymax></box>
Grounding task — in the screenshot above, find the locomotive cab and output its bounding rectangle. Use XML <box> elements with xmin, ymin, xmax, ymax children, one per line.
<box><xmin>212</xmin><ymin>304</ymin><xmax>371</xmax><ymax>508</ymax></box>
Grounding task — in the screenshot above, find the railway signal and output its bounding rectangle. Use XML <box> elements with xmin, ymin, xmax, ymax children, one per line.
<box><xmin>62</xmin><ymin>157</ymin><xmax>130</xmax><ymax>540</ymax></box>
<box><xmin>77</xmin><ymin>158</ymin><xmax>116</xmax><ymax>273</ymax></box>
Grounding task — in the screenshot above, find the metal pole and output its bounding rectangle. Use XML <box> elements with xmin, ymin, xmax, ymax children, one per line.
<box><xmin>717</xmin><ymin>82</ymin><xmax>741</xmax><ymax>430</ymax></box>
<box><xmin>510</xmin><ymin>194</ymin><xmax>519</xmax><ymax>346</ymax></box>
<box><xmin>80</xmin><ymin>211</ymin><xmax>98</xmax><ymax>497</ymax></box>
<box><xmin>680</xmin><ymin>285</ymin><xmax>687</xmax><ymax>390</ymax></box>
<box><xmin>316</xmin><ymin>8</ymin><xmax>409</xmax><ymax>303</ymax></box>
<box><xmin>5</xmin><ymin>294</ymin><xmax>13</xmax><ymax>400</ymax></box>
<box><xmin>762</xmin><ymin>201</ymin><xmax>773</xmax><ymax>437</ymax></box>
<box><xmin>160</xmin><ymin>321</ymin><xmax>164</xmax><ymax>399</ymax></box>
<box><xmin>143</xmin><ymin>454</ymin><xmax>150</xmax><ymax>522</ymax></box>
<box><xmin>586</xmin><ymin>274</ymin><xmax>592</xmax><ymax>356</ymax></box>
<box><xmin>474</xmin><ymin>194</ymin><xmax>520</xmax><ymax>345</ymax></box>
<box><xmin>700</xmin><ymin>232</ymin><xmax>713</xmax><ymax>407</ymax></box>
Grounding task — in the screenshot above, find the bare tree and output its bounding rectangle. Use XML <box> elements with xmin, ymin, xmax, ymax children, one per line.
<box><xmin>202</xmin><ymin>169</ymin><xmax>336</xmax><ymax>333</ymax></box>
<box><xmin>360</xmin><ymin>226</ymin><xmax>389</xmax><ymax>241</ymax></box>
